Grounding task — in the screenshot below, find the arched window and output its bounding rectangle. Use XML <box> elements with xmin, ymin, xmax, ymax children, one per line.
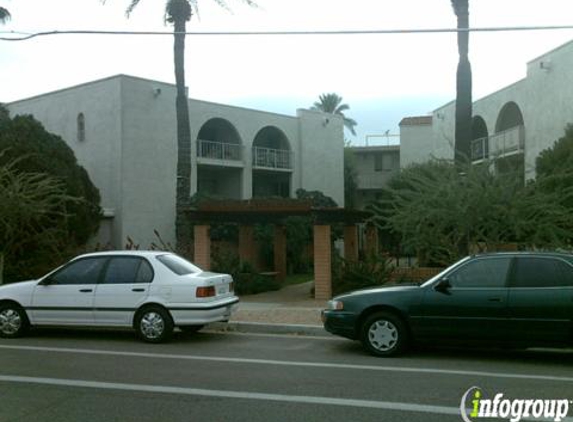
<box><xmin>77</xmin><ymin>113</ymin><xmax>86</xmax><ymax>142</ymax></box>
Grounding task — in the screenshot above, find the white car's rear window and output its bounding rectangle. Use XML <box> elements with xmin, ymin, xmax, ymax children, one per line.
<box><xmin>156</xmin><ymin>254</ymin><xmax>201</xmax><ymax>275</ymax></box>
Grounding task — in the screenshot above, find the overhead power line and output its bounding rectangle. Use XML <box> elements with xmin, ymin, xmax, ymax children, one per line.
<box><xmin>1</xmin><ymin>25</ymin><xmax>573</xmax><ymax>41</ymax></box>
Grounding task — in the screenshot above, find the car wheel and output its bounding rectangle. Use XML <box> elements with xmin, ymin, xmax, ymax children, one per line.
<box><xmin>360</xmin><ymin>312</ymin><xmax>409</xmax><ymax>357</ymax></box>
<box><xmin>0</xmin><ymin>303</ymin><xmax>29</xmax><ymax>339</ymax></box>
<box><xmin>179</xmin><ymin>325</ymin><xmax>205</xmax><ymax>334</ymax></box>
<box><xmin>135</xmin><ymin>306</ymin><xmax>173</xmax><ymax>343</ymax></box>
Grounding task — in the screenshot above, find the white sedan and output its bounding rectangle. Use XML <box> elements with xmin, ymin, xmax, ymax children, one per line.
<box><xmin>0</xmin><ymin>251</ymin><xmax>239</xmax><ymax>343</ymax></box>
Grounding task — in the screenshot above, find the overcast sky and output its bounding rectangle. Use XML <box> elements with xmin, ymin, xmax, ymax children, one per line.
<box><xmin>1</xmin><ymin>0</ymin><xmax>573</xmax><ymax>145</ymax></box>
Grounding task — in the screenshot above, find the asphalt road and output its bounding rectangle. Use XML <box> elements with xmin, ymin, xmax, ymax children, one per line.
<box><xmin>1</xmin><ymin>328</ymin><xmax>573</xmax><ymax>422</ymax></box>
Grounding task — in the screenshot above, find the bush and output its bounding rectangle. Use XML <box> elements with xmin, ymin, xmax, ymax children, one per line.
<box><xmin>331</xmin><ymin>253</ymin><xmax>393</xmax><ymax>296</ymax></box>
<box><xmin>211</xmin><ymin>249</ymin><xmax>281</xmax><ymax>295</ymax></box>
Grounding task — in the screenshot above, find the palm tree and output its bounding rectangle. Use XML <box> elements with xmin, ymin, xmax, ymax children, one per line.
<box><xmin>0</xmin><ymin>6</ymin><xmax>11</xmax><ymax>24</ymax></box>
<box><xmin>312</xmin><ymin>93</ymin><xmax>358</xmax><ymax>136</ymax></box>
<box><xmin>117</xmin><ymin>0</ymin><xmax>256</xmax><ymax>249</ymax></box>
<box><xmin>451</xmin><ymin>0</ymin><xmax>472</xmax><ymax>164</ymax></box>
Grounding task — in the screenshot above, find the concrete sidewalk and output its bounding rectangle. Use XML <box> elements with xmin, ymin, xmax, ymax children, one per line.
<box><xmin>209</xmin><ymin>281</ymin><xmax>330</xmax><ymax>337</ymax></box>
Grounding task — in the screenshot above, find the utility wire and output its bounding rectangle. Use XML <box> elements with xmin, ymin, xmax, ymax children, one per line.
<box><xmin>1</xmin><ymin>25</ymin><xmax>573</xmax><ymax>41</ymax></box>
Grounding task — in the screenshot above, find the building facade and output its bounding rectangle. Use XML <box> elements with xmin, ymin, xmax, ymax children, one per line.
<box><xmin>400</xmin><ymin>39</ymin><xmax>573</xmax><ymax>179</ymax></box>
<box><xmin>348</xmin><ymin>145</ymin><xmax>400</xmax><ymax>210</ymax></box>
<box><xmin>7</xmin><ymin>75</ymin><xmax>345</xmax><ymax>248</ymax></box>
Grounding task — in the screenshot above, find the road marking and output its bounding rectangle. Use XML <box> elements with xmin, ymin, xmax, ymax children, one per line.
<box><xmin>0</xmin><ymin>344</ymin><xmax>572</xmax><ymax>383</ymax></box>
<box><xmin>0</xmin><ymin>374</ymin><xmax>461</xmax><ymax>416</ymax></box>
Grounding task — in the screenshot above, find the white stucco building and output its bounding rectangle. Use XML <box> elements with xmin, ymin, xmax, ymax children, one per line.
<box><xmin>7</xmin><ymin>75</ymin><xmax>344</xmax><ymax>248</ymax></box>
<box><xmin>400</xmin><ymin>39</ymin><xmax>573</xmax><ymax>179</ymax></box>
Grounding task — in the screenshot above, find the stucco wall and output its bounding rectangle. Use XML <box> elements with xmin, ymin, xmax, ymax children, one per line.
<box><xmin>7</xmin><ymin>77</ymin><xmax>123</xmax><ymax>247</ymax></box>
<box><xmin>297</xmin><ymin>109</ymin><xmax>345</xmax><ymax>207</ymax></box>
<box><xmin>399</xmin><ymin>121</ymin><xmax>436</xmax><ymax>167</ymax></box>
<box><xmin>7</xmin><ymin>74</ymin><xmax>345</xmax><ymax>248</ymax></box>
<box><xmin>118</xmin><ymin>77</ymin><xmax>178</xmax><ymax>248</ymax></box>
<box><xmin>425</xmin><ymin>39</ymin><xmax>573</xmax><ymax>180</ymax></box>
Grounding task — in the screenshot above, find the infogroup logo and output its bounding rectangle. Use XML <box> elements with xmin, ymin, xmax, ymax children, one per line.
<box><xmin>460</xmin><ymin>386</ymin><xmax>571</xmax><ymax>422</ymax></box>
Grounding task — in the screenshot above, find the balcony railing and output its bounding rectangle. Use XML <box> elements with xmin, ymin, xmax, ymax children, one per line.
<box><xmin>470</xmin><ymin>125</ymin><xmax>525</xmax><ymax>162</ymax></box>
<box><xmin>252</xmin><ymin>147</ymin><xmax>293</xmax><ymax>170</ymax></box>
<box><xmin>197</xmin><ymin>139</ymin><xmax>242</xmax><ymax>161</ymax></box>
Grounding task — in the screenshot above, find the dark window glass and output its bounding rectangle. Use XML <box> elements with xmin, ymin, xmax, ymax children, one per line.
<box><xmin>513</xmin><ymin>258</ymin><xmax>572</xmax><ymax>287</ymax></box>
<box><xmin>50</xmin><ymin>258</ymin><xmax>106</xmax><ymax>285</ymax></box>
<box><xmin>103</xmin><ymin>257</ymin><xmax>153</xmax><ymax>284</ymax></box>
<box><xmin>448</xmin><ymin>258</ymin><xmax>511</xmax><ymax>288</ymax></box>
<box><xmin>157</xmin><ymin>254</ymin><xmax>200</xmax><ymax>276</ymax></box>
<box><xmin>136</xmin><ymin>260</ymin><xmax>154</xmax><ymax>283</ymax></box>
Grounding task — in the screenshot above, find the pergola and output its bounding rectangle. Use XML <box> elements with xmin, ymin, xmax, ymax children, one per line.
<box><xmin>185</xmin><ymin>200</ymin><xmax>377</xmax><ymax>300</ymax></box>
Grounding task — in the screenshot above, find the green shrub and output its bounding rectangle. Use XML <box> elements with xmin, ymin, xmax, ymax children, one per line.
<box><xmin>211</xmin><ymin>250</ymin><xmax>281</xmax><ymax>295</ymax></box>
<box><xmin>331</xmin><ymin>253</ymin><xmax>393</xmax><ymax>296</ymax></box>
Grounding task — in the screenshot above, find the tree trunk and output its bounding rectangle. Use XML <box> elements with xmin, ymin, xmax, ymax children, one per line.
<box><xmin>173</xmin><ymin>16</ymin><xmax>193</xmax><ymax>251</ymax></box>
<box><xmin>453</xmin><ymin>0</ymin><xmax>473</xmax><ymax>165</ymax></box>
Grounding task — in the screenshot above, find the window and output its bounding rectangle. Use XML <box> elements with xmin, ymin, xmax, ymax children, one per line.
<box><xmin>157</xmin><ymin>254</ymin><xmax>201</xmax><ymax>275</ymax></box>
<box><xmin>77</xmin><ymin>113</ymin><xmax>86</xmax><ymax>142</ymax></box>
<box><xmin>448</xmin><ymin>257</ymin><xmax>511</xmax><ymax>288</ymax></box>
<box><xmin>102</xmin><ymin>257</ymin><xmax>154</xmax><ymax>284</ymax></box>
<box><xmin>374</xmin><ymin>153</ymin><xmax>398</xmax><ymax>172</ymax></box>
<box><xmin>513</xmin><ymin>257</ymin><xmax>573</xmax><ymax>287</ymax></box>
<box><xmin>49</xmin><ymin>258</ymin><xmax>106</xmax><ymax>285</ymax></box>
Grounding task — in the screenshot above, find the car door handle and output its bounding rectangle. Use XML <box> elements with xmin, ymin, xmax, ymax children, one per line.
<box><xmin>488</xmin><ymin>297</ymin><xmax>502</xmax><ymax>302</ymax></box>
<box><xmin>79</xmin><ymin>289</ymin><xmax>93</xmax><ymax>293</ymax></box>
<box><xmin>132</xmin><ymin>288</ymin><xmax>145</xmax><ymax>292</ymax></box>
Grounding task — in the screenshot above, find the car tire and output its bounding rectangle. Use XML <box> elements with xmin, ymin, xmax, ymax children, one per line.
<box><xmin>0</xmin><ymin>303</ymin><xmax>29</xmax><ymax>339</ymax></box>
<box><xmin>179</xmin><ymin>325</ymin><xmax>205</xmax><ymax>335</ymax></box>
<box><xmin>360</xmin><ymin>311</ymin><xmax>409</xmax><ymax>357</ymax></box>
<box><xmin>135</xmin><ymin>306</ymin><xmax>174</xmax><ymax>343</ymax></box>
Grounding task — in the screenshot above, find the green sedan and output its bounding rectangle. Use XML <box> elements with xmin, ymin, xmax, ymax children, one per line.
<box><xmin>322</xmin><ymin>252</ymin><xmax>573</xmax><ymax>357</ymax></box>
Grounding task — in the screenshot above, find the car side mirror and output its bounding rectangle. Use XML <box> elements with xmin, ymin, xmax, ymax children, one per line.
<box><xmin>434</xmin><ymin>278</ymin><xmax>451</xmax><ymax>294</ymax></box>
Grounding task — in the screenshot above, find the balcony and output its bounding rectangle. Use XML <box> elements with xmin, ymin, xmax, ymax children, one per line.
<box><xmin>356</xmin><ymin>171</ymin><xmax>398</xmax><ymax>190</ymax></box>
<box><xmin>252</xmin><ymin>147</ymin><xmax>293</xmax><ymax>170</ymax></box>
<box><xmin>470</xmin><ymin>125</ymin><xmax>525</xmax><ymax>162</ymax></box>
<box><xmin>197</xmin><ymin>139</ymin><xmax>243</xmax><ymax>164</ymax></box>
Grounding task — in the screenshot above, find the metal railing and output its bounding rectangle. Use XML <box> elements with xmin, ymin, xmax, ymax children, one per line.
<box><xmin>470</xmin><ymin>136</ymin><xmax>489</xmax><ymax>161</ymax></box>
<box><xmin>470</xmin><ymin>125</ymin><xmax>525</xmax><ymax>162</ymax></box>
<box><xmin>252</xmin><ymin>146</ymin><xmax>293</xmax><ymax>169</ymax></box>
<box><xmin>197</xmin><ymin>139</ymin><xmax>242</xmax><ymax>161</ymax></box>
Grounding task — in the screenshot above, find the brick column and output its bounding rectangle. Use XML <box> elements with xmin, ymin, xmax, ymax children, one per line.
<box><xmin>364</xmin><ymin>224</ymin><xmax>379</xmax><ymax>256</ymax></box>
<box><xmin>238</xmin><ymin>225</ymin><xmax>255</xmax><ymax>266</ymax></box>
<box><xmin>194</xmin><ymin>225</ymin><xmax>211</xmax><ymax>270</ymax></box>
<box><xmin>274</xmin><ymin>225</ymin><xmax>287</xmax><ymax>283</ymax></box>
<box><xmin>313</xmin><ymin>224</ymin><xmax>332</xmax><ymax>300</ymax></box>
<box><xmin>344</xmin><ymin>224</ymin><xmax>359</xmax><ymax>262</ymax></box>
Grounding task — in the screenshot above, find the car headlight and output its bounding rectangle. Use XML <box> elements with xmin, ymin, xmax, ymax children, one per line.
<box><xmin>327</xmin><ymin>300</ymin><xmax>344</xmax><ymax>310</ymax></box>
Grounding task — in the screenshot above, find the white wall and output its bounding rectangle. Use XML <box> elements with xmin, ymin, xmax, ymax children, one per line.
<box><xmin>422</xmin><ymin>39</ymin><xmax>573</xmax><ymax>180</ymax></box>
<box><xmin>119</xmin><ymin>77</ymin><xmax>178</xmax><ymax>248</ymax></box>
<box><xmin>297</xmin><ymin>109</ymin><xmax>345</xmax><ymax>206</ymax></box>
<box><xmin>7</xmin><ymin>74</ymin><xmax>346</xmax><ymax>248</ymax></box>
<box><xmin>399</xmin><ymin>120</ymin><xmax>437</xmax><ymax>167</ymax></box>
<box><xmin>7</xmin><ymin>77</ymin><xmax>123</xmax><ymax>247</ymax></box>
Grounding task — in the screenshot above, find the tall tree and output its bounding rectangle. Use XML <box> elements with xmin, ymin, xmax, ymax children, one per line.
<box><xmin>312</xmin><ymin>93</ymin><xmax>358</xmax><ymax>136</ymax></box>
<box><xmin>451</xmin><ymin>0</ymin><xmax>473</xmax><ymax>164</ymax></box>
<box><xmin>116</xmin><ymin>0</ymin><xmax>256</xmax><ymax>249</ymax></box>
<box><xmin>0</xmin><ymin>5</ymin><xmax>11</xmax><ymax>24</ymax></box>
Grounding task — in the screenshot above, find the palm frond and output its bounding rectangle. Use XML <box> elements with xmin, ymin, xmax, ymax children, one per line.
<box><xmin>125</xmin><ymin>0</ymin><xmax>142</xmax><ymax>17</ymax></box>
<box><xmin>0</xmin><ymin>7</ymin><xmax>11</xmax><ymax>24</ymax></box>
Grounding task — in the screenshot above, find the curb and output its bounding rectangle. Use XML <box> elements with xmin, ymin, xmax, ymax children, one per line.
<box><xmin>208</xmin><ymin>321</ymin><xmax>330</xmax><ymax>337</ymax></box>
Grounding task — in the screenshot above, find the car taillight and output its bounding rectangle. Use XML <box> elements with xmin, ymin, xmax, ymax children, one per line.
<box><xmin>196</xmin><ymin>286</ymin><xmax>216</xmax><ymax>298</ymax></box>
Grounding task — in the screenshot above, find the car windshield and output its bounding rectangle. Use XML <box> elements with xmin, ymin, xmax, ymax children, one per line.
<box><xmin>419</xmin><ymin>256</ymin><xmax>471</xmax><ymax>288</ymax></box>
<box><xmin>156</xmin><ymin>254</ymin><xmax>202</xmax><ymax>276</ymax></box>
